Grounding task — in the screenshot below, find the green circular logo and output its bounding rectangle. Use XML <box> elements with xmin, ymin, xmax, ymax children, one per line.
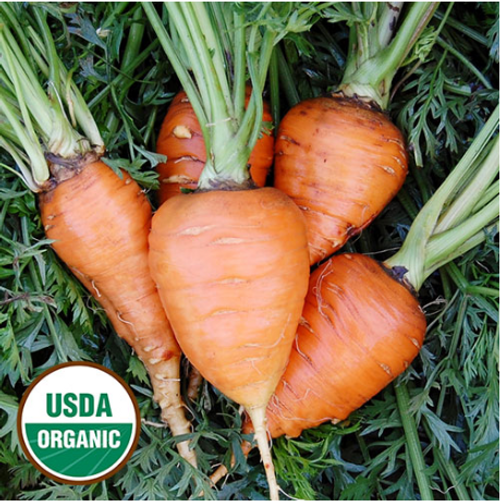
<box><xmin>17</xmin><ymin>362</ymin><xmax>140</xmax><ymax>484</ymax></box>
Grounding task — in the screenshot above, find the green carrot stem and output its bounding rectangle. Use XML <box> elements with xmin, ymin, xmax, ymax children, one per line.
<box><xmin>472</xmin><ymin>184</ymin><xmax>498</xmax><ymax>213</ymax></box>
<box><xmin>423</xmin><ymin>419</ymin><xmax>470</xmax><ymax>500</ymax></box>
<box><xmin>339</xmin><ymin>2</ymin><xmax>438</xmax><ymax>109</ymax></box>
<box><xmin>0</xmin><ymin>28</ymin><xmax>51</xmax><ymax>142</ymax></box>
<box><xmin>385</xmin><ymin>105</ymin><xmax>499</xmax><ymax>291</ymax></box>
<box><xmin>24</xmin><ymin>14</ymin><xmax>103</xmax><ymax>149</ymax></box>
<box><xmin>395</xmin><ymin>383</ymin><xmax>434</xmax><ymax>500</ymax></box>
<box><xmin>424</xmin><ymin>222</ymin><xmax>498</xmax><ymax>278</ymax></box>
<box><xmin>28</xmin><ymin>9</ymin><xmax>85</xmax><ymax>157</ymax></box>
<box><xmin>33</xmin><ymin>8</ymin><xmax>60</xmax><ymax>92</ymax></box>
<box><xmin>437</xmin><ymin>37</ymin><xmax>492</xmax><ymax>89</ymax></box>
<box><xmin>277</xmin><ymin>44</ymin><xmax>300</xmax><ymax>107</ymax></box>
<box><xmin>269</xmin><ymin>49</ymin><xmax>281</xmax><ymax>133</ymax></box>
<box><xmin>0</xmin><ymin>5</ymin><xmax>104</xmax><ymax>192</ymax></box>
<box><xmin>232</xmin><ymin>12</ymin><xmax>246</xmax><ymax>121</ymax></box>
<box><xmin>0</xmin><ymin>86</ymin><xmax>48</xmax><ymax>186</ymax></box>
<box><xmin>142</xmin><ymin>3</ymin><xmax>207</xmax><ymax>139</ymax></box>
<box><xmin>246</xmin><ymin>30</ymin><xmax>275</xmax><ymax>152</ymax></box>
<box><xmin>435</xmin><ymin>138</ymin><xmax>498</xmax><ymax>233</ymax></box>
<box><xmin>169</xmin><ymin>3</ymin><xmax>215</xmax><ymax>120</ymax></box>
<box><xmin>426</xmin><ymin>197</ymin><xmax>498</xmax><ymax>267</ymax></box>
<box><xmin>377</xmin><ymin>2</ymin><xmax>403</xmax><ymax>49</ymax></box>
<box><xmin>0</xmin><ymin>4</ymin><xmax>36</xmax><ymax>72</ymax></box>
<box><xmin>191</xmin><ymin>3</ymin><xmax>233</xmax><ymax>117</ymax></box>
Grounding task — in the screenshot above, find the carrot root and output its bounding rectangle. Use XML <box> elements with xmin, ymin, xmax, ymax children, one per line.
<box><xmin>210</xmin><ymin>439</ymin><xmax>253</xmax><ymax>485</ymax></box>
<box><xmin>146</xmin><ymin>357</ymin><xmax>197</xmax><ymax>467</ymax></box>
<box><xmin>247</xmin><ymin>406</ymin><xmax>280</xmax><ymax>501</ymax></box>
<box><xmin>210</xmin><ymin>462</ymin><xmax>229</xmax><ymax>486</ymax></box>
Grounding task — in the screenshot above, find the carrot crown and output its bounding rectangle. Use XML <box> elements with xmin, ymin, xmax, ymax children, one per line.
<box><xmin>329</xmin><ymin>2</ymin><xmax>440</xmax><ymax>109</ymax></box>
<box><xmin>0</xmin><ymin>4</ymin><xmax>103</xmax><ymax>191</ymax></box>
<box><xmin>385</xmin><ymin>106</ymin><xmax>499</xmax><ymax>291</ymax></box>
<box><xmin>144</xmin><ymin>3</ymin><xmax>323</xmax><ymax>189</ymax></box>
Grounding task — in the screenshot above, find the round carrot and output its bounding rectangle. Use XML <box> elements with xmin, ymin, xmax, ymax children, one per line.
<box><xmin>274</xmin><ymin>4</ymin><xmax>437</xmax><ymax>265</ymax></box>
<box><xmin>145</xmin><ymin>4</ymin><xmax>321</xmax><ymax>497</ymax></box>
<box><xmin>262</xmin><ymin>253</ymin><xmax>425</xmax><ymax>437</ymax></box>
<box><xmin>149</xmin><ymin>187</ymin><xmax>309</xmax><ymax>498</ymax></box>
<box><xmin>275</xmin><ymin>96</ymin><xmax>408</xmax><ymax>265</ymax></box>
<box><xmin>156</xmin><ymin>88</ymin><xmax>274</xmax><ymax>204</ymax></box>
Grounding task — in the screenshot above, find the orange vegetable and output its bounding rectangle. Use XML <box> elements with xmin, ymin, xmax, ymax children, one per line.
<box><xmin>273</xmin><ymin>3</ymin><xmax>439</xmax><ymax>266</ymax></box>
<box><xmin>144</xmin><ymin>4</ymin><xmax>319</xmax><ymax>497</ymax></box>
<box><xmin>149</xmin><ymin>187</ymin><xmax>309</xmax><ymax>499</ymax></box>
<box><xmin>274</xmin><ymin>96</ymin><xmax>408</xmax><ymax>265</ymax></box>
<box><xmin>156</xmin><ymin>89</ymin><xmax>274</xmax><ymax>204</ymax></box>
<box><xmin>0</xmin><ymin>9</ymin><xmax>197</xmax><ymax>468</ymax></box>
<box><xmin>210</xmin><ymin>252</ymin><xmax>425</xmax><ymax>483</ymax></box>
<box><xmin>256</xmin><ymin>253</ymin><xmax>425</xmax><ymax>437</ymax></box>
<box><xmin>39</xmin><ymin>160</ymin><xmax>197</xmax><ymax>467</ymax></box>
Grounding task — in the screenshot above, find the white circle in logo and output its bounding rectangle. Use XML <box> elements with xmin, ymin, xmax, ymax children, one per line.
<box><xmin>18</xmin><ymin>362</ymin><xmax>140</xmax><ymax>484</ymax></box>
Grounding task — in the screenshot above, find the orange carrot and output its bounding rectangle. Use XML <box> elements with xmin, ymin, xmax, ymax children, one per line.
<box><xmin>149</xmin><ymin>188</ymin><xmax>309</xmax><ymax>498</ymax></box>
<box><xmin>156</xmin><ymin>88</ymin><xmax>274</xmax><ymax>204</ymax></box>
<box><xmin>144</xmin><ymin>4</ymin><xmax>317</xmax><ymax>498</ymax></box>
<box><xmin>0</xmin><ymin>10</ymin><xmax>196</xmax><ymax>466</ymax></box>
<box><xmin>274</xmin><ymin>3</ymin><xmax>437</xmax><ymax>265</ymax></box>
<box><xmin>39</xmin><ymin>161</ymin><xmax>196</xmax><ymax>466</ymax></box>
<box><xmin>275</xmin><ymin>96</ymin><xmax>408</xmax><ymax>264</ymax></box>
<box><xmin>262</xmin><ymin>253</ymin><xmax>425</xmax><ymax>437</ymax></box>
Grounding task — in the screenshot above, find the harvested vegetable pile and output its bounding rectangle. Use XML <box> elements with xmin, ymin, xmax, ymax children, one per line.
<box><xmin>0</xmin><ymin>2</ymin><xmax>498</xmax><ymax>501</ymax></box>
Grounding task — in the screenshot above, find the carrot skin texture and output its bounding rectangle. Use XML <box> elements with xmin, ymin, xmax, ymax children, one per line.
<box><xmin>149</xmin><ymin>187</ymin><xmax>310</xmax><ymax>409</ymax></box>
<box><xmin>242</xmin><ymin>253</ymin><xmax>426</xmax><ymax>438</ymax></box>
<box><xmin>275</xmin><ymin>96</ymin><xmax>409</xmax><ymax>265</ymax></box>
<box><xmin>39</xmin><ymin>161</ymin><xmax>196</xmax><ymax>466</ymax></box>
<box><xmin>210</xmin><ymin>253</ymin><xmax>426</xmax><ymax>484</ymax></box>
<box><xmin>156</xmin><ymin>90</ymin><xmax>274</xmax><ymax>204</ymax></box>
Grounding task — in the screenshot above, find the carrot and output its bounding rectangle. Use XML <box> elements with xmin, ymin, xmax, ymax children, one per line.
<box><xmin>0</xmin><ymin>6</ymin><xmax>196</xmax><ymax>466</ymax></box>
<box><xmin>39</xmin><ymin>162</ymin><xmax>196</xmax><ymax>466</ymax></box>
<box><xmin>149</xmin><ymin>188</ymin><xmax>309</xmax><ymax>492</ymax></box>
<box><xmin>211</xmin><ymin>106</ymin><xmax>500</xmax><ymax>484</ymax></box>
<box><xmin>274</xmin><ymin>3</ymin><xmax>438</xmax><ymax>265</ymax></box>
<box><xmin>144</xmin><ymin>4</ymin><xmax>318</xmax><ymax>498</ymax></box>
<box><xmin>156</xmin><ymin>88</ymin><xmax>274</xmax><ymax>204</ymax></box>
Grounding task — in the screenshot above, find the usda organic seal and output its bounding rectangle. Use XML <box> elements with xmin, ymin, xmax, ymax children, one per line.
<box><xmin>17</xmin><ymin>362</ymin><xmax>140</xmax><ymax>484</ymax></box>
